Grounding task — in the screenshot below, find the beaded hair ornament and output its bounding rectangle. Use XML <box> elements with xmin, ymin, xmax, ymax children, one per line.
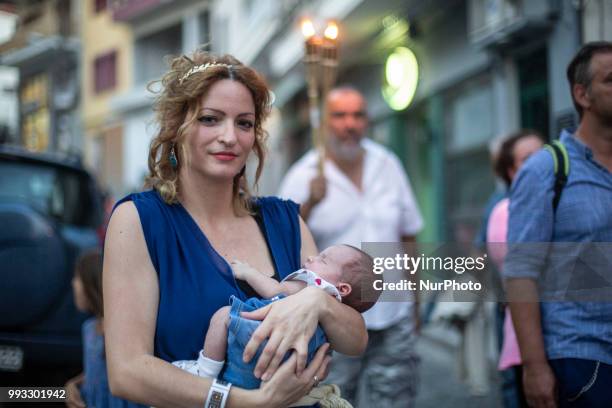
<box><xmin>178</xmin><ymin>61</ymin><xmax>276</xmax><ymax>106</ymax></box>
<box><xmin>179</xmin><ymin>62</ymin><xmax>233</xmax><ymax>84</ymax></box>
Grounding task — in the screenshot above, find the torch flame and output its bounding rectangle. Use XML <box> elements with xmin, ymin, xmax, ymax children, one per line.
<box><xmin>301</xmin><ymin>19</ymin><xmax>316</xmax><ymax>39</ymax></box>
<box><xmin>324</xmin><ymin>21</ymin><xmax>338</xmax><ymax>40</ymax></box>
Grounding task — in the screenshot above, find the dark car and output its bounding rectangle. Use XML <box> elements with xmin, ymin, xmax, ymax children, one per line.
<box><xmin>0</xmin><ymin>144</ymin><xmax>104</xmax><ymax>385</ymax></box>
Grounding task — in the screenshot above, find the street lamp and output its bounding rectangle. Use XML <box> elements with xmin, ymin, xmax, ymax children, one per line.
<box><xmin>301</xmin><ymin>18</ymin><xmax>339</xmax><ymax>174</ymax></box>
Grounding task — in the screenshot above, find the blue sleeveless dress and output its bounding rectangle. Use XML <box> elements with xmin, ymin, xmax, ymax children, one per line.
<box><xmin>115</xmin><ymin>190</ymin><xmax>302</xmax><ymax>362</ymax></box>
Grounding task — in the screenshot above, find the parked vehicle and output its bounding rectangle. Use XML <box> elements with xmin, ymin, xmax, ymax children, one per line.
<box><xmin>0</xmin><ymin>144</ymin><xmax>104</xmax><ymax>383</ymax></box>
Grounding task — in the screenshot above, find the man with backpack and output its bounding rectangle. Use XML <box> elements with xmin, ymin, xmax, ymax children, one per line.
<box><xmin>504</xmin><ymin>42</ymin><xmax>612</xmax><ymax>408</ymax></box>
<box><xmin>503</xmin><ymin>42</ymin><xmax>612</xmax><ymax>408</ymax></box>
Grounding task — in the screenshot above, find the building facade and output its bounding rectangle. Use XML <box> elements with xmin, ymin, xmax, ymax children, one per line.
<box><xmin>0</xmin><ymin>0</ymin><xmax>81</xmax><ymax>154</ymax></box>
<box><xmin>0</xmin><ymin>4</ymin><xmax>18</xmax><ymax>144</ymax></box>
<box><xmin>99</xmin><ymin>0</ymin><xmax>211</xmax><ymax>196</ymax></box>
<box><xmin>208</xmin><ymin>0</ymin><xmax>597</xmax><ymax>243</ymax></box>
<box><xmin>68</xmin><ymin>0</ymin><xmax>610</xmax><ymax>239</ymax></box>
<box><xmin>80</xmin><ymin>0</ymin><xmax>133</xmax><ymax>196</ymax></box>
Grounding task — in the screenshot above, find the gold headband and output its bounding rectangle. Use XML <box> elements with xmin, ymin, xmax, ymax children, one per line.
<box><xmin>179</xmin><ymin>62</ymin><xmax>233</xmax><ymax>84</ymax></box>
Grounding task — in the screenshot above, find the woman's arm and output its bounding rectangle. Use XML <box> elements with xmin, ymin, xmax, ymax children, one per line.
<box><xmin>104</xmin><ymin>202</ymin><xmax>268</xmax><ymax>408</ymax></box>
<box><xmin>240</xmin><ymin>217</ymin><xmax>368</xmax><ymax>381</ymax></box>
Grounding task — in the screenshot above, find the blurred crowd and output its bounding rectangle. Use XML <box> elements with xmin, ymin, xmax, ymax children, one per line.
<box><xmin>0</xmin><ymin>1</ymin><xmax>611</xmax><ymax>408</ymax></box>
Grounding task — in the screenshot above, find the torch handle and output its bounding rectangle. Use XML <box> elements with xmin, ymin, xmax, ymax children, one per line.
<box><xmin>305</xmin><ymin>61</ymin><xmax>325</xmax><ymax>175</ymax></box>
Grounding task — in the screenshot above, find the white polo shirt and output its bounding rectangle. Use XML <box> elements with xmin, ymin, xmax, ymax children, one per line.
<box><xmin>278</xmin><ymin>138</ymin><xmax>424</xmax><ymax>330</ymax></box>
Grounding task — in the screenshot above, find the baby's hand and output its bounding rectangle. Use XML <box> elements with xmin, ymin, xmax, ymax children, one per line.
<box><xmin>230</xmin><ymin>260</ymin><xmax>253</xmax><ymax>280</ymax></box>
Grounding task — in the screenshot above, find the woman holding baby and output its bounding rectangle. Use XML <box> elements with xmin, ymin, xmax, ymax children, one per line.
<box><xmin>103</xmin><ymin>50</ymin><xmax>368</xmax><ymax>408</ymax></box>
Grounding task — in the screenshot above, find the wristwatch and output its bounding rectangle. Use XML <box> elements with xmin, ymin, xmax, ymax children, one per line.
<box><xmin>205</xmin><ymin>379</ymin><xmax>232</xmax><ymax>408</ymax></box>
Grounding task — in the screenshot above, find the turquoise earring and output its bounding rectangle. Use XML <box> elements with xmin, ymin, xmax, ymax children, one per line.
<box><xmin>169</xmin><ymin>144</ymin><xmax>178</xmax><ymax>168</ymax></box>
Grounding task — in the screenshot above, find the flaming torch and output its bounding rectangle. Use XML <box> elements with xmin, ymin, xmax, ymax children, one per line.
<box><xmin>301</xmin><ymin>18</ymin><xmax>340</xmax><ymax>174</ymax></box>
<box><xmin>321</xmin><ymin>21</ymin><xmax>339</xmax><ymax>97</ymax></box>
<box><xmin>320</xmin><ymin>21</ymin><xmax>339</xmax><ymax>164</ymax></box>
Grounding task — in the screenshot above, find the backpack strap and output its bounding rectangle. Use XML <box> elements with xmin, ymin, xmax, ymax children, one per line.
<box><xmin>543</xmin><ymin>140</ymin><xmax>569</xmax><ymax>212</ymax></box>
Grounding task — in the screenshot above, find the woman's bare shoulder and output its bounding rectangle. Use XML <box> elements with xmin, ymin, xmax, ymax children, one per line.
<box><xmin>105</xmin><ymin>201</ymin><xmax>145</xmax><ymax>250</ymax></box>
<box><xmin>111</xmin><ymin>200</ymin><xmax>138</xmax><ymax>219</ymax></box>
<box><xmin>104</xmin><ymin>199</ymin><xmax>157</xmax><ymax>288</ymax></box>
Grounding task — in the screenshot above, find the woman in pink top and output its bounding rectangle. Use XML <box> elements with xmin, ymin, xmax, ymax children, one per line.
<box><xmin>487</xmin><ymin>130</ymin><xmax>543</xmax><ymax>408</ymax></box>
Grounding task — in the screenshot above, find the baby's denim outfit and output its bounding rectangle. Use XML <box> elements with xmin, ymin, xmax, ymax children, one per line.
<box><xmin>221</xmin><ymin>294</ymin><xmax>327</xmax><ymax>389</ymax></box>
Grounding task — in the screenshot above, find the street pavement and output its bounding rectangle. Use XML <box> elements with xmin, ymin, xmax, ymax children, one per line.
<box><xmin>415</xmin><ymin>323</ymin><xmax>503</xmax><ymax>408</ymax></box>
<box><xmin>0</xmin><ymin>322</ymin><xmax>503</xmax><ymax>408</ymax></box>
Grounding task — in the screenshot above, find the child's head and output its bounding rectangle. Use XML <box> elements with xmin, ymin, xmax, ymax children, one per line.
<box><xmin>303</xmin><ymin>244</ymin><xmax>380</xmax><ymax>312</ymax></box>
<box><xmin>72</xmin><ymin>249</ymin><xmax>104</xmax><ymax>317</ymax></box>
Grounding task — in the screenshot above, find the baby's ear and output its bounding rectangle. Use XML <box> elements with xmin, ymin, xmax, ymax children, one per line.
<box><xmin>337</xmin><ymin>282</ymin><xmax>352</xmax><ymax>297</ymax></box>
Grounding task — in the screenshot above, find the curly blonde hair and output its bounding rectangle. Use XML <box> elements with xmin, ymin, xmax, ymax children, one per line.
<box><xmin>145</xmin><ymin>50</ymin><xmax>271</xmax><ymax>215</ymax></box>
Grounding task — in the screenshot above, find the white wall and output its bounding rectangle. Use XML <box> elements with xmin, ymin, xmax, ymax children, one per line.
<box><xmin>0</xmin><ymin>67</ymin><xmax>18</xmax><ymax>138</ymax></box>
<box><xmin>548</xmin><ymin>0</ymin><xmax>580</xmax><ymax>132</ymax></box>
<box><xmin>0</xmin><ymin>11</ymin><xmax>19</xmax><ymax>140</ymax></box>
<box><xmin>115</xmin><ymin>0</ymin><xmax>209</xmax><ymax>193</ymax></box>
<box><xmin>255</xmin><ymin>107</ymin><xmax>287</xmax><ymax>196</ymax></box>
<box><xmin>0</xmin><ymin>10</ymin><xmax>17</xmax><ymax>43</ymax></box>
<box><xmin>123</xmin><ymin>108</ymin><xmax>155</xmax><ymax>193</ymax></box>
<box><xmin>414</xmin><ymin>5</ymin><xmax>489</xmax><ymax>103</ymax></box>
<box><xmin>583</xmin><ymin>0</ymin><xmax>612</xmax><ymax>42</ymax></box>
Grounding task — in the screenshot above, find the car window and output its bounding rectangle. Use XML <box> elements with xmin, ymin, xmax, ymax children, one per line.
<box><xmin>0</xmin><ymin>161</ymin><xmax>100</xmax><ymax>227</ymax></box>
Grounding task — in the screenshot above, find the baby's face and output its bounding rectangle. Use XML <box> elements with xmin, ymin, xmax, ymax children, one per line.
<box><xmin>303</xmin><ymin>245</ymin><xmax>354</xmax><ymax>283</ymax></box>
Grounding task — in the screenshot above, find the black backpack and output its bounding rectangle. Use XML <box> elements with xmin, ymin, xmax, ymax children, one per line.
<box><xmin>544</xmin><ymin>140</ymin><xmax>570</xmax><ymax>212</ymax></box>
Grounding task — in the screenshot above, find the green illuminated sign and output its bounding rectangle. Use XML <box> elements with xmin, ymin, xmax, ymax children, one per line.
<box><xmin>382</xmin><ymin>47</ymin><xmax>418</xmax><ymax>111</ymax></box>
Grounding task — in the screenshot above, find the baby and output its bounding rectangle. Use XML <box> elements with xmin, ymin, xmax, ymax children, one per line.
<box><xmin>173</xmin><ymin>244</ymin><xmax>380</xmax><ymax>389</ymax></box>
